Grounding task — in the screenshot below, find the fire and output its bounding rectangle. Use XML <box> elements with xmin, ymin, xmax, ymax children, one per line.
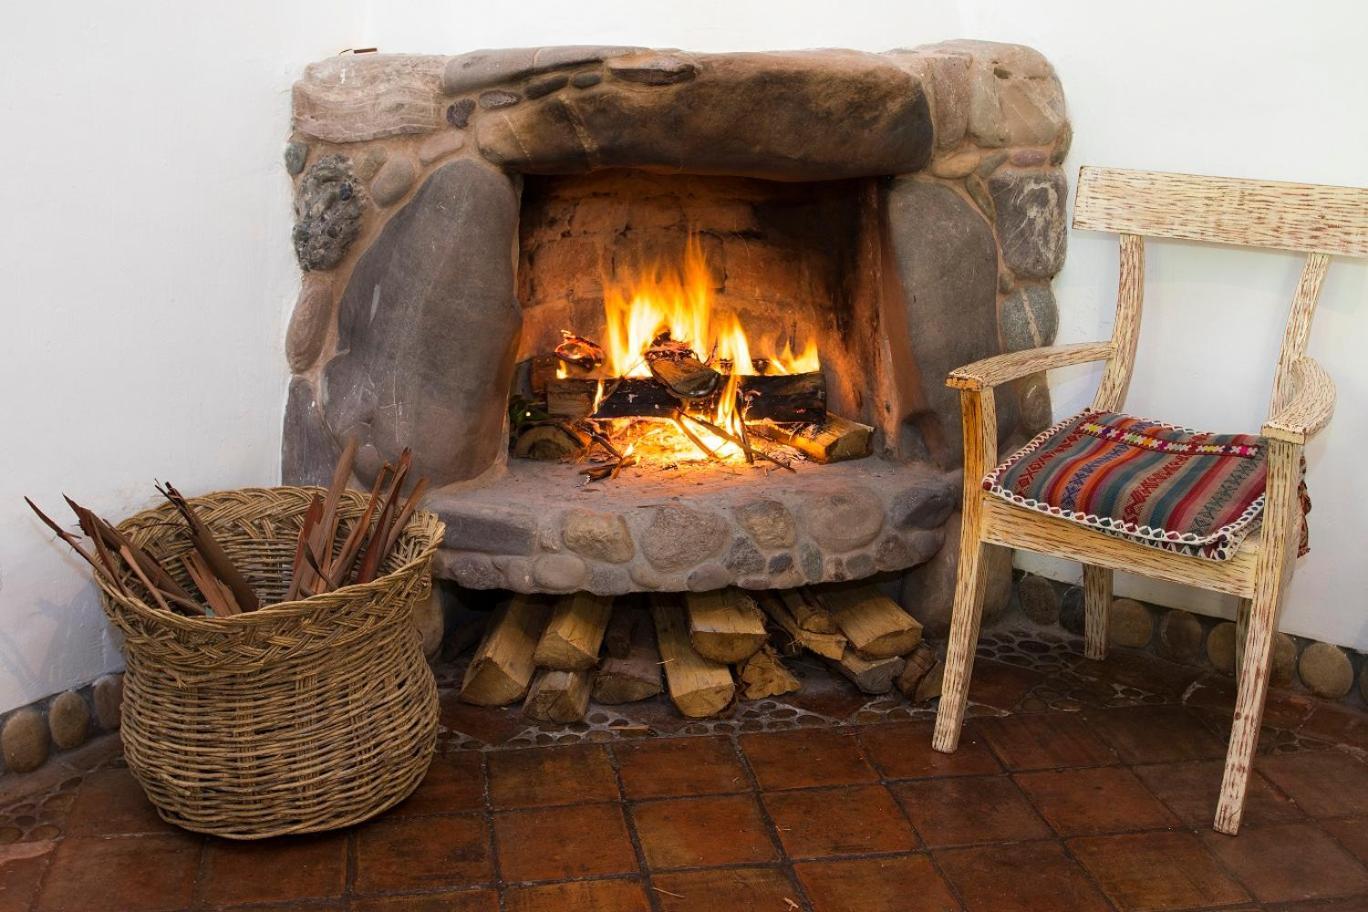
<box><xmin>590</xmin><ymin>237</ymin><xmax>820</xmax><ymax>464</ymax></box>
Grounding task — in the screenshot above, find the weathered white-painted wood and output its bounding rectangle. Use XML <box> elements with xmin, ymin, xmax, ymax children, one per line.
<box><xmin>980</xmin><ymin>496</ymin><xmax>1258</xmax><ymax>598</ymax></box>
<box><xmin>1073</xmin><ymin>167</ymin><xmax>1368</xmax><ymax>256</ymax></box>
<box><xmin>1264</xmin><ymin>356</ymin><xmax>1336</xmax><ymax>445</ymax></box>
<box><xmin>948</xmin><ymin>342</ymin><xmax>1114</xmax><ymax>392</ymax></box>
<box><xmin>1091</xmin><ymin>233</ymin><xmax>1145</xmax><ymax>412</ymax></box>
<box><xmin>932</xmin><ymin>387</ymin><xmax>995</xmax><ymax>753</ymax></box>
<box><xmin>1270</xmin><ymin>254</ymin><xmax>1330</xmax><ymax>416</ymax></box>
<box><xmin>1215</xmin><ymin>439</ymin><xmax>1303</xmax><ymax>834</ymax></box>
<box><xmin>1082</xmin><ymin>565</ymin><xmax>1112</xmax><ymax>660</ymax></box>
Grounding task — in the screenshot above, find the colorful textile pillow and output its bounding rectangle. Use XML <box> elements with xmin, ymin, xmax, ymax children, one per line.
<box><xmin>984</xmin><ymin>410</ymin><xmax>1298</xmax><ymax>561</ymax></box>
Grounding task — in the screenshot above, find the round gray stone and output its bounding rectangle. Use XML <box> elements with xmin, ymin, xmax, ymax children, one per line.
<box><xmin>284</xmin><ymin>141</ymin><xmax>309</xmax><ymax>175</ymax></box>
<box><xmin>532</xmin><ymin>553</ymin><xmax>588</xmax><ymax>591</ymax></box>
<box><xmin>767</xmin><ymin>553</ymin><xmax>794</xmax><ymax>574</ymax></box>
<box><xmin>1157</xmin><ymin>609</ymin><xmax>1203</xmax><ymax>663</ymax></box>
<box><xmin>1109</xmin><ymin>598</ymin><xmax>1153</xmax><ymax>648</ymax></box>
<box><xmin>1206</xmin><ymin>621</ymin><xmax>1238</xmax><ymax>674</ymax></box>
<box><xmin>799</xmin><ymin>486</ymin><xmax>884</xmax><ymax>552</ymax></box>
<box><xmin>629</xmin><ymin>562</ymin><xmax>665</xmax><ymax>590</ymax></box>
<box><xmin>92</xmin><ymin>673</ymin><xmax>123</xmax><ymax>731</ymax></box>
<box><xmin>370</xmin><ymin>156</ymin><xmax>417</xmax><ymax>207</ymax></box>
<box><xmin>988</xmin><ymin>168</ymin><xmax>1068</xmax><ymax>278</ymax></box>
<box><xmin>733</xmin><ymin>500</ymin><xmax>796</xmax><ymax>549</ymax></box>
<box><xmin>723</xmin><ymin>537</ymin><xmax>765</xmax><ymax>576</ymax></box>
<box><xmin>47</xmin><ymin>691</ymin><xmax>90</xmax><ymax>751</ymax></box>
<box><xmin>845</xmin><ymin>551</ymin><xmax>876</xmax><ymax>579</ymax></box>
<box><xmin>1299</xmin><ymin>642</ymin><xmax>1354</xmax><ymax>699</ymax></box>
<box><xmin>2</xmin><ymin>708</ymin><xmax>49</xmax><ymax>773</ymax></box>
<box><xmin>562</xmin><ymin>509</ymin><xmax>634</xmax><ymax>563</ymax></box>
<box><xmin>434</xmin><ymin>551</ymin><xmax>505</xmax><ymax>590</ymax></box>
<box><xmin>1018</xmin><ymin>573</ymin><xmax>1060</xmax><ymax>626</ymax></box>
<box><xmin>1000</xmin><ymin>283</ymin><xmax>1058</xmax><ymax>351</ymax></box>
<box><xmin>891</xmin><ymin>478</ymin><xmax>956</xmax><ymax>530</ymax></box>
<box><xmin>639</xmin><ymin>505</ymin><xmax>728</xmax><ymax>572</ymax></box>
<box><xmin>446</xmin><ymin>98</ymin><xmax>476</xmax><ymax>127</ymax></box>
<box><xmin>1018</xmin><ymin>373</ymin><xmax>1053</xmax><ymax>435</ymax></box>
<box><xmin>800</xmin><ymin>542</ymin><xmax>824</xmax><ymax>582</ymax></box>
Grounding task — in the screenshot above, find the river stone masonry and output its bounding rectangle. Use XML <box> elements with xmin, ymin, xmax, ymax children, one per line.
<box><xmin>281</xmin><ymin>41</ymin><xmax>1070</xmax><ymax>600</ymax></box>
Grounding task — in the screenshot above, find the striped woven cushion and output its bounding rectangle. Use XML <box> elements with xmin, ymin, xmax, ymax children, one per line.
<box><xmin>985</xmin><ymin>411</ymin><xmax>1276</xmax><ymax>560</ymax></box>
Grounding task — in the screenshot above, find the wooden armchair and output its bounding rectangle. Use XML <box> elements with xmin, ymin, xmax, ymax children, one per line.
<box><xmin>931</xmin><ymin>167</ymin><xmax>1367</xmax><ymax>835</ymax></box>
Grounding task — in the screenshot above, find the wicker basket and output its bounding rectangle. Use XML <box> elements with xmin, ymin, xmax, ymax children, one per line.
<box><xmin>96</xmin><ymin>486</ymin><xmax>444</xmax><ymax>840</ymax></box>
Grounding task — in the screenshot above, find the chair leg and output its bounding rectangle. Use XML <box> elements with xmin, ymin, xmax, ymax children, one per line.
<box><xmin>932</xmin><ymin>527</ymin><xmax>991</xmax><ymax>754</ymax></box>
<box><xmin>1082</xmin><ymin>565</ymin><xmax>1112</xmax><ymax>660</ymax></box>
<box><xmin>1234</xmin><ymin>597</ymin><xmax>1252</xmax><ymax>687</ymax></box>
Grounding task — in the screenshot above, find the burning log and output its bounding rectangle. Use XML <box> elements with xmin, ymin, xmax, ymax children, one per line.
<box><xmin>739</xmin><ymin>372</ymin><xmax>827</xmax><ymax>423</ymax></box>
<box><xmin>554</xmin><ymin>330</ymin><xmax>604</xmax><ymax>371</ymax></box>
<box><xmin>513</xmin><ymin>423</ymin><xmax>589</xmax><ymax>461</ymax></box>
<box><xmin>750</xmin><ymin>414</ymin><xmax>873</xmax><ymax>464</ymax></box>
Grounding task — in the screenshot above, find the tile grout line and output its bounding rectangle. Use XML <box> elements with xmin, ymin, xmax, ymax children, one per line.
<box><xmin>603</xmin><ymin>741</ymin><xmax>667</xmax><ymax>912</ymax></box>
<box><xmin>478</xmin><ymin>750</ymin><xmax>511</xmax><ymax>912</ymax></box>
<box><xmin>727</xmin><ymin>732</ymin><xmax>819</xmax><ymax>912</ymax></box>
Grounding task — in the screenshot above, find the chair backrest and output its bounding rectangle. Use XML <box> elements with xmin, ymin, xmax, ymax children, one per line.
<box><xmin>1071</xmin><ymin>167</ymin><xmax>1368</xmax><ymax>417</ymax></box>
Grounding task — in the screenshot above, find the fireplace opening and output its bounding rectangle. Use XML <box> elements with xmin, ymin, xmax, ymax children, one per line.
<box><xmin>510</xmin><ymin>169</ymin><xmax>895</xmax><ymax>477</ymax></box>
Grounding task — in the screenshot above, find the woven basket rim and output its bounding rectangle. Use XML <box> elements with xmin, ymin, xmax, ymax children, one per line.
<box><xmin>97</xmin><ymin>484</ymin><xmax>444</xmax><ymax>633</ymax></box>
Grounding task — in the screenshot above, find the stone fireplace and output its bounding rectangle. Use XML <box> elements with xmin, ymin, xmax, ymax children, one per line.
<box><xmin>281</xmin><ymin>42</ymin><xmax>1069</xmax><ymax>614</ymax></box>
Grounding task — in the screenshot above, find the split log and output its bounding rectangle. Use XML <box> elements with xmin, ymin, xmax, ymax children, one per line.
<box><xmin>593</xmin><ymin>609</ymin><xmax>663</xmax><ymax>704</ymax></box>
<box><xmin>523</xmin><ymin>669</ymin><xmax>592</xmax><ymax>723</ymax></box>
<box><xmin>460</xmin><ymin>596</ymin><xmax>551</xmax><ymax>706</ymax></box>
<box><xmin>739</xmin><ymin>372</ymin><xmax>826</xmax><ymax>423</ymax></box>
<box><xmin>649</xmin><ymin>354</ymin><xmax>722</xmax><ymax>399</ymax></box>
<box><xmin>513</xmin><ymin>424</ymin><xmax>589</xmax><ymax>460</ymax></box>
<box><xmin>895</xmin><ymin>643</ymin><xmax>939</xmax><ymax>699</ymax></box>
<box><xmin>750</xmin><ymin>414</ymin><xmax>873</xmax><ymax>463</ymax></box>
<box><xmin>685</xmin><ymin>589</ymin><xmax>768</xmax><ymax>663</ymax></box>
<box><xmin>779</xmin><ymin>588</ymin><xmax>838</xmax><ymax>634</ymax></box>
<box><xmin>757</xmin><ymin>592</ymin><xmax>847</xmax><ymax>660</ymax></box>
<box><xmin>529</xmin><ymin>354</ymin><xmax>564</xmax><ymax>395</ymax></box>
<box><xmin>830</xmin><ymin>651</ymin><xmax>906</xmax><ymax>695</ymax></box>
<box><xmin>738</xmin><ymin>645</ymin><xmax>801</xmax><ymax>700</ymax></box>
<box><xmin>534</xmin><ymin>593</ymin><xmax>614</xmax><ymax>671</ymax></box>
<box><xmin>603</xmin><ymin>604</ymin><xmax>643</xmax><ymax>660</ymax></box>
<box><xmin>816</xmin><ymin>584</ymin><xmax>923</xmax><ymax>658</ymax></box>
<box><xmin>651</xmin><ymin>596</ymin><xmax>735</xmax><ymax>718</ymax></box>
<box><xmin>546</xmin><ymin>378</ymin><xmax>599</xmax><ymax>419</ymax></box>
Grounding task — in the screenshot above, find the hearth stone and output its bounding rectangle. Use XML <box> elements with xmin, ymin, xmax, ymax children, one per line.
<box><xmin>476</xmin><ymin>51</ymin><xmax>934</xmax><ymax>181</ymax></box>
<box><xmin>428</xmin><ymin>458</ymin><xmax>956</xmax><ymax>595</ymax></box>
<box><xmin>293</xmin><ymin>54</ymin><xmax>449</xmax><ymax>143</ymax></box>
<box><xmin>886</xmin><ymin>177</ymin><xmax>999</xmax><ymax>466</ymax></box>
<box><xmin>322</xmin><ymin>159</ymin><xmax>521</xmax><ymax>487</ymax></box>
<box><xmin>441</xmin><ymin>46</ymin><xmax>644</xmax><ymax>96</ymax></box>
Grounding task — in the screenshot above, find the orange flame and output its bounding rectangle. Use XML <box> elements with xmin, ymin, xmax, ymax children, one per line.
<box><xmin>594</xmin><ymin>236</ymin><xmax>819</xmax><ymax>463</ymax></box>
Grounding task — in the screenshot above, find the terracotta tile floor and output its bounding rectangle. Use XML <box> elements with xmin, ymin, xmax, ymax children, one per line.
<box><xmin>2</xmin><ymin>628</ymin><xmax>1367</xmax><ymax>911</ymax></box>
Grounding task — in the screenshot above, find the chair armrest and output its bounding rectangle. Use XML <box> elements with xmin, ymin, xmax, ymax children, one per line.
<box><xmin>946</xmin><ymin>342</ymin><xmax>1116</xmax><ymax>391</ymax></box>
<box><xmin>1263</xmin><ymin>357</ymin><xmax>1336</xmax><ymax>444</ymax></box>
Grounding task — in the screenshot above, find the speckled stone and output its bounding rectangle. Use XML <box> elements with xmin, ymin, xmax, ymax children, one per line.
<box><xmin>1018</xmin><ymin>573</ymin><xmax>1060</xmax><ymax>626</ymax></box>
<box><xmin>479</xmin><ymin>89</ymin><xmax>521</xmax><ymax>109</ymax></box>
<box><xmin>284</xmin><ymin>141</ymin><xmax>309</xmax><ymax>175</ymax></box>
<box><xmin>1271</xmin><ymin>633</ymin><xmax>1298</xmax><ymax>686</ymax></box>
<box><xmin>1157</xmin><ymin>608</ymin><xmax>1203</xmax><ymax>664</ymax></box>
<box><xmin>1</xmin><ymin>709</ymin><xmax>49</xmax><ymax>773</ymax></box>
<box><xmin>640</xmin><ymin>505</ymin><xmax>728</xmax><ymax>572</ymax></box>
<box><xmin>1108</xmin><ymin>598</ymin><xmax>1153</xmax><ymax>648</ymax></box>
<box><xmin>733</xmin><ymin>500</ymin><xmax>797</xmax><ymax>549</ymax></box>
<box><xmin>47</xmin><ymin>692</ymin><xmax>90</xmax><ymax>751</ymax></box>
<box><xmin>446</xmin><ymin>98</ymin><xmax>476</xmax><ymax>128</ymax></box>
<box><xmin>800</xmin><ymin>486</ymin><xmax>884</xmax><ymax>552</ymax></box>
<box><xmin>1298</xmin><ymin>642</ymin><xmax>1355</xmax><ymax>699</ymax></box>
<box><xmin>1000</xmin><ymin>283</ymin><xmax>1058</xmax><ymax>351</ymax></box>
<box><xmin>723</xmin><ymin>537</ymin><xmax>765</xmax><ymax>576</ymax></box>
<box><xmin>532</xmin><ymin>553</ymin><xmax>588</xmax><ymax>591</ymax></box>
<box><xmin>562</xmin><ymin>509</ymin><xmax>634</xmax><ymax>563</ymax></box>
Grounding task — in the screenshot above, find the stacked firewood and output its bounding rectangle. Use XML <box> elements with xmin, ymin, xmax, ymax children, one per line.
<box><xmin>457</xmin><ymin>583</ymin><xmax>941</xmax><ymax>721</ymax></box>
<box><xmin>25</xmin><ymin>438</ymin><xmax>428</xmax><ymax>618</ymax></box>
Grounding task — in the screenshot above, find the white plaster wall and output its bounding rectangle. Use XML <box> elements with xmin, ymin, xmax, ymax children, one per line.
<box><xmin>0</xmin><ymin>1</ymin><xmax>1362</xmax><ymax>714</ymax></box>
<box><xmin>0</xmin><ymin>1</ymin><xmax>368</xmax><ymax>711</ymax></box>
